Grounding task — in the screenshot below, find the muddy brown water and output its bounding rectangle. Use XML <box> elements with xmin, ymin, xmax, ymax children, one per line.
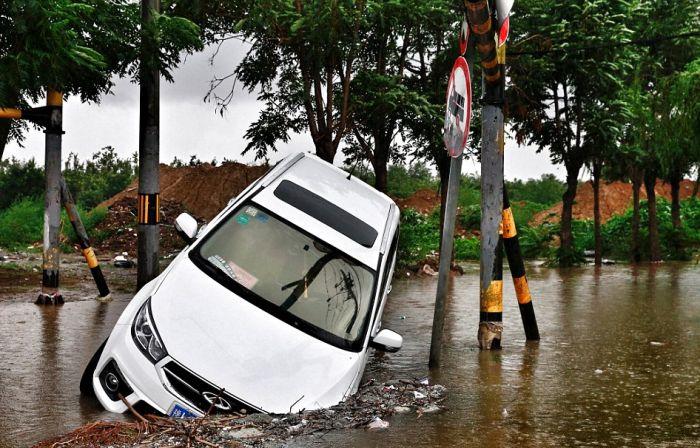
<box><xmin>0</xmin><ymin>261</ymin><xmax>698</xmax><ymax>447</ymax></box>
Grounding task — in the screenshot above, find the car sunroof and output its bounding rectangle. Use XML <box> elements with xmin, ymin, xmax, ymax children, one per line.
<box><xmin>273</xmin><ymin>180</ymin><xmax>378</xmax><ymax>248</ymax></box>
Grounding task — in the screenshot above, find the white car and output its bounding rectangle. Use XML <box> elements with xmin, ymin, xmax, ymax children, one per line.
<box><xmin>81</xmin><ymin>152</ymin><xmax>402</xmax><ymax>417</ymax></box>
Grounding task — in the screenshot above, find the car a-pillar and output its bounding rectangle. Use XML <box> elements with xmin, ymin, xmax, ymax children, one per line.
<box><xmin>38</xmin><ymin>89</ymin><xmax>64</xmax><ymax>305</ymax></box>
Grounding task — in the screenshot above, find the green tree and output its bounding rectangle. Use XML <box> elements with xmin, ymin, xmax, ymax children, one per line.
<box><xmin>0</xmin><ymin>0</ymin><xmax>202</xmax><ymax>160</ymax></box>
<box><xmin>656</xmin><ymin>58</ymin><xmax>700</xmax><ymax>254</ymax></box>
<box><xmin>508</xmin><ymin>0</ymin><xmax>634</xmax><ymax>266</ymax></box>
<box><xmin>341</xmin><ymin>0</ymin><xmax>445</xmax><ymax>192</ymax></box>
<box><xmin>627</xmin><ymin>0</ymin><xmax>698</xmax><ymax>261</ymax></box>
<box><xmin>207</xmin><ymin>0</ymin><xmax>369</xmax><ymax>163</ymax></box>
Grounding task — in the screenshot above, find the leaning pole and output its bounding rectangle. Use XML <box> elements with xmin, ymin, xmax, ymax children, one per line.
<box><xmin>429</xmin><ymin>17</ymin><xmax>473</xmax><ymax>368</ymax></box>
<box><xmin>137</xmin><ymin>0</ymin><xmax>161</xmax><ymax>289</ymax></box>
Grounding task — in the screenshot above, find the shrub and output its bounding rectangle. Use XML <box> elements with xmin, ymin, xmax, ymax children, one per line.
<box><xmin>0</xmin><ymin>158</ymin><xmax>44</xmax><ymax>210</ymax></box>
<box><xmin>0</xmin><ymin>198</ymin><xmax>108</xmax><ymax>251</ymax></box>
<box><xmin>506</xmin><ymin>174</ymin><xmax>566</xmax><ymax>206</ymax></box>
<box><xmin>397</xmin><ymin>208</ymin><xmax>441</xmax><ymax>266</ymax></box>
<box><xmin>0</xmin><ymin>198</ymin><xmax>44</xmax><ymax>249</ymax></box>
<box><xmin>454</xmin><ymin>236</ymin><xmax>480</xmax><ymax>260</ymax></box>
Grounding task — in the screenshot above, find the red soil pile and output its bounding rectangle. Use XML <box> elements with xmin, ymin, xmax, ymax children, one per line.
<box><xmin>394</xmin><ymin>188</ymin><xmax>441</xmax><ymax>214</ymax></box>
<box><xmin>94</xmin><ymin>162</ymin><xmax>269</xmax><ymax>257</ymax></box>
<box><xmin>99</xmin><ymin>162</ymin><xmax>269</xmax><ymax>221</ymax></box>
<box><xmin>93</xmin><ymin>197</ymin><xmax>190</xmax><ymax>257</ymax></box>
<box><xmin>532</xmin><ymin>179</ymin><xmax>699</xmax><ymax>225</ymax></box>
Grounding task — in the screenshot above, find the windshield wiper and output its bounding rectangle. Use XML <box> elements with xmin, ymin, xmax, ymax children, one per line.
<box><xmin>280</xmin><ymin>252</ymin><xmax>338</xmax><ymax>310</ymax></box>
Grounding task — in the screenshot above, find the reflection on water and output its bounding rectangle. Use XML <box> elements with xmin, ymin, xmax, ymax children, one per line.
<box><xmin>306</xmin><ymin>262</ymin><xmax>700</xmax><ymax>447</ymax></box>
<box><xmin>0</xmin><ymin>294</ymin><xmax>130</xmax><ymax>448</ymax></box>
<box><xmin>0</xmin><ymin>263</ymin><xmax>698</xmax><ymax>447</ymax></box>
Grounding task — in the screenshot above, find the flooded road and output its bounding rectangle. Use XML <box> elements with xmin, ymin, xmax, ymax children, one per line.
<box><xmin>0</xmin><ymin>260</ymin><xmax>699</xmax><ymax>447</ymax></box>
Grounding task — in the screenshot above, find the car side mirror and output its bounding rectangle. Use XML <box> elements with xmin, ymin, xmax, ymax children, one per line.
<box><xmin>174</xmin><ymin>213</ymin><xmax>198</xmax><ymax>244</ymax></box>
<box><xmin>370</xmin><ymin>329</ymin><xmax>402</xmax><ymax>353</ymax></box>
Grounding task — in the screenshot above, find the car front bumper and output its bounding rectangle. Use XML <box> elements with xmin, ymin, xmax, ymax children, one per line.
<box><xmin>92</xmin><ymin>320</ymin><xmax>203</xmax><ymax>417</ymax></box>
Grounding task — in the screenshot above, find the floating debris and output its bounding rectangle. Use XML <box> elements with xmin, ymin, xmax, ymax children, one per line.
<box><xmin>367</xmin><ymin>416</ymin><xmax>390</xmax><ymax>430</ymax></box>
<box><xmin>37</xmin><ymin>378</ymin><xmax>448</xmax><ymax>447</ymax></box>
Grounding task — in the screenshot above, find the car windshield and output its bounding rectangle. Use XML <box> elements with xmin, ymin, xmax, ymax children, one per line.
<box><xmin>195</xmin><ymin>204</ymin><xmax>376</xmax><ymax>346</ymax></box>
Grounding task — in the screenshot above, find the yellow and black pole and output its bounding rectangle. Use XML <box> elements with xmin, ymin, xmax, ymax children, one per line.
<box><xmin>137</xmin><ymin>0</ymin><xmax>162</xmax><ymax>289</ymax></box>
<box><xmin>59</xmin><ymin>176</ymin><xmax>111</xmax><ymax>299</ymax></box>
<box><xmin>1</xmin><ymin>90</ymin><xmax>65</xmax><ymax>304</ymax></box>
<box><xmin>502</xmin><ymin>186</ymin><xmax>540</xmax><ymax>340</ymax></box>
<box><xmin>466</xmin><ymin>0</ymin><xmax>505</xmax><ymax>349</ymax></box>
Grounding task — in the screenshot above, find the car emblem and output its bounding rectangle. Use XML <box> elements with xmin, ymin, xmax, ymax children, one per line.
<box><xmin>202</xmin><ymin>391</ymin><xmax>232</xmax><ymax>411</ymax></box>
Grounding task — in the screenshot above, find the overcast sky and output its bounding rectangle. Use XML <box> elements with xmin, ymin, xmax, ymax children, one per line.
<box><xmin>4</xmin><ymin>40</ymin><xmax>567</xmax><ymax>181</ymax></box>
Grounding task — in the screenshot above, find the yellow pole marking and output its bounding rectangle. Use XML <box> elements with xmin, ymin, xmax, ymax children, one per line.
<box><xmin>47</xmin><ymin>90</ymin><xmax>63</xmax><ymax>106</ymax></box>
<box><xmin>0</xmin><ymin>108</ymin><xmax>22</xmax><ymax>119</ymax></box>
<box><xmin>82</xmin><ymin>247</ymin><xmax>99</xmax><ymax>269</ymax></box>
<box><xmin>502</xmin><ymin>207</ymin><xmax>517</xmax><ymax>238</ymax></box>
<box><xmin>480</xmin><ymin>280</ymin><xmax>503</xmax><ymax>312</ymax></box>
<box><xmin>513</xmin><ymin>276</ymin><xmax>532</xmax><ymax>304</ymax></box>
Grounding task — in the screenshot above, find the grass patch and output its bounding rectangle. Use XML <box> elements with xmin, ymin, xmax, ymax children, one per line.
<box><xmin>0</xmin><ymin>198</ymin><xmax>108</xmax><ymax>251</ymax></box>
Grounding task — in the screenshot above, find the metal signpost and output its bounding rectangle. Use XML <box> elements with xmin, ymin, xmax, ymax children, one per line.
<box><xmin>429</xmin><ymin>22</ymin><xmax>473</xmax><ymax>368</ymax></box>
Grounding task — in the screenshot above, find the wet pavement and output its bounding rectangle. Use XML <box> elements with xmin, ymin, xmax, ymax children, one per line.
<box><xmin>0</xmin><ymin>258</ymin><xmax>698</xmax><ymax>447</ymax></box>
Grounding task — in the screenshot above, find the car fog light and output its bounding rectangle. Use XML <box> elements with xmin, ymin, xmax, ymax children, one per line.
<box><xmin>105</xmin><ymin>373</ymin><xmax>119</xmax><ymax>392</ymax></box>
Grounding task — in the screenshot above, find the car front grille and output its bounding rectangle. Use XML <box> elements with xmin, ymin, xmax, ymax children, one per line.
<box><xmin>162</xmin><ymin>361</ymin><xmax>258</xmax><ymax>415</ymax></box>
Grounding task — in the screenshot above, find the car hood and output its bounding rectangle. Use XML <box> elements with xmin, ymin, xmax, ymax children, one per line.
<box><xmin>150</xmin><ymin>255</ymin><xmax>364</xmax><ymax>414</ymax></box>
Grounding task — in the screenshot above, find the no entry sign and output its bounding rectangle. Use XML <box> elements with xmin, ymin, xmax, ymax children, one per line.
<box><xmin>443</xmin><ymin>56</ymin><xmax>472</xmax><ymax>158</ymax></box>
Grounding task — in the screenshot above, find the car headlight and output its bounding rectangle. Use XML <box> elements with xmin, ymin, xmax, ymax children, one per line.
<box><xmin>132</xmin><ymin>299</ymin><xmax>167</xmax><ymax>363</ymax></box>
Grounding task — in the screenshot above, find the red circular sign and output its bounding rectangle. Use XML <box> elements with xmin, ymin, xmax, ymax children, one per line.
<box><xmin>443</xmin><ymin>56</ymin><xmax>472</xmax><ymax>158</ymax></box>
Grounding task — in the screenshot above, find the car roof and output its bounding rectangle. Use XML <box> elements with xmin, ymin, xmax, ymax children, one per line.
<box><xmin>252</xmin><ymin>153</ymin><xmax>398</xmax><ymax>268</ymax></box>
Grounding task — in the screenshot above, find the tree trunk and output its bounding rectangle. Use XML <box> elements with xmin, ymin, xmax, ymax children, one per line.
<box><xmin>559</xmin><ymin>162</ymin><xmax>581</xmax><ymax>266</ymax></box>
<box><xmin>630</xmin><ymin>169</ymin><xmax>642</xmax><ymax>263</ymax></box>
<box><xmin>644</xmin><ymin>172</ymin><xmax>661</xmax><ymax>262</ymax></box>
<box><xmin>592</xmin><ymin>160</ymin><xmax>602</xmax><ymax>266</ymax></box>
<box><xmin>314</xmin><ymin>137</ymin><xmax>336</xmax><ymax>164</ymax></box>
<box><xmin>670</xmin><ymin>173</ymin><xmax>681</xmax><ymax>229</ymax></box>
<box><xmin>373</xmin><ymin>160</ymin><xmax>388</xmax><ymax>193</ymax></box>
<box><xmin>0</xmin><ymin>119</ymin><xmax>10</xmax><ymax>161</ymax></box>
<box><xmin>372</xmin><ymin>140</ymin><xmax>389</xmax><ymax>193</ymax></box>
<box><xmin>670</xmin><ymin>172</ymin><xmax>682</xmax><ymax>257</ymax></box>
<box><xmin>693</xmin><ymin>169</ymin><xmax>699</xmax><ymax>198</ymax></box>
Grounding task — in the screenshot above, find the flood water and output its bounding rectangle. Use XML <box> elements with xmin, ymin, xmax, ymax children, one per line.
<box><xmin>0</xmin><ymin>261</ymin><xmax>699</xmax><ymax>447</ymax></box>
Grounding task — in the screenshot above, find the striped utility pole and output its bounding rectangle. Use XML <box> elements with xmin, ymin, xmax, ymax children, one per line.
<box><xmin>1</xmin><ymin>89</ymin><xmax>64</xmax><ymax>304</ymax></box>
<box><xmin>137</xmin><ymin>0</ymin><xmax>161</xmax><ymax>289</ymax></box>
<box><xmin>465</xmin><ymin>0</ymin><xmax>505</xmax><ymax>349</ymax></box>
<box><xmin>502</xmin><ymin>187</ymin><xmax>540</xmax><ymax>340</ymax></box>
<box><xmin>60</xmin><ymin>176</ymin><xmax>111</xmax><ymax>299</ymax></box>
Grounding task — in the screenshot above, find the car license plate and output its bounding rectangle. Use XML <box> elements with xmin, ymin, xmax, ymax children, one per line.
<box><xmin>168</xmin><ymin>403</ymin><xmax>197</xmax><ymax>418</ymax></box>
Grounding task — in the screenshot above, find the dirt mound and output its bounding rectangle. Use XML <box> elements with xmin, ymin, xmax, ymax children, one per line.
<box><xmin>532</xmin><ymin>179</ymin><xmax>699</xmax><ymax>225</ymax></box>
<box><xmin>93</xmin><ymin>197</ymin><xmax>189</xmax><ymax>257</ymax></box>
<box><xmin>394</xmin><ymin>188</ymin><xmax>441</xmax><ymax>214</ymax></box>
<box><xmin>100</xmin><ymin>162</ymin><xmax>269</xmax><ymax>221</ymax></box>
